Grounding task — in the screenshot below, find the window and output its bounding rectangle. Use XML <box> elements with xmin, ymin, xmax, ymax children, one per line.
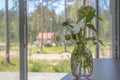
<box><xmin>0</xmin><ymin>0</ymin><xmax>117</xmax><ymax>80</ymax></box>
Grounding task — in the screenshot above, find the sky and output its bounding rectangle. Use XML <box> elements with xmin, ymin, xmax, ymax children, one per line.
<box><xmin>0</xmin><ymin>0</ymin><xmax>40</xmax><ymax>13</ymax></box>
<box><xmin>28</xmin><ymin>0</ymin><xmax>67</xmax><ymax>15</ymax></box>
<box><xmin>0</xmin><ymin>0</ymin><xmax>13</xmax><ymax>10</ymax></box>
<box><xmin>0</xmin><ymin>0</ymin><xmax>110</xmax><ymax>15</ymax></box>
<box><xmin>0</xmin><ymin>0</ymin><xmax>74</xmax><ymax>15</ymax></box>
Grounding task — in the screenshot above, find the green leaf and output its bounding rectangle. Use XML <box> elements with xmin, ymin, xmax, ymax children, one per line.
<box><xmin>86</xmin><ymin>24</ymin><xmax>97</xmax><ymax>32</ymax></box>
<box><xmin>86</xmin><ymin>9</ymin><xmax>95</xmax><ymax>23</ymax></box>
<box><xmin>98</xmin><ymin>39</ymin><xmax>105</xmax><ymax>46</ymax></box>
<box><xmin>68</xmin><ymin>24</ymin><xmax>73</xmax><ymax>28</ymax></box>
<box><xmin>95</xmin><ymin>34</ymin><xmax>105</xmax><ymax>46</ymax></box>
<box><xmin>94</xmin><ymin>15</ymin><xmax>103</xmax><ymax>21</ymax></box>
<box><xmin>85</xmin><ymin>37</ymin><xmax>95</xmax><ymax>41</ymax></box>
<box><xmin>62</xmin><ymin>21</ymin><xmax>69</xmax><ymax>26</ymax></box>
<box><xmin>76</xmin><ymin>13</ymin><xmax>86</xmax><ymax>23</ymax></box>
<box><xmin>76</xmin><ymin>7</ymin><xmax>87</xmax><ymax>23</ymax></box>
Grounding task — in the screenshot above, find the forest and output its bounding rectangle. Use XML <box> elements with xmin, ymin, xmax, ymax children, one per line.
<box><xmin>0</xmin><ymin>0</ymin><xmax>112</xmax><ymax>72</ymax></box>
<box><xmin>0</xmin><ymin>0</ymin><xmax>111</xmax><ymax>49</ymax></box>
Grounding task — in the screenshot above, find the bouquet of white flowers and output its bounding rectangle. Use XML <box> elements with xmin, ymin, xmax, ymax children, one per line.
<box><xmin>61</xmin><ymin>5</ymin><xmax>104</xmax><ymax>79</ymax></box>
<box><xmin>62</xmin><ymin>6</ymin><xmax>104</xmax><ymax>47</ymax></box>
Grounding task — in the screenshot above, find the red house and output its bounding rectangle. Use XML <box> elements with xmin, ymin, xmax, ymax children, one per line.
<box><xmin>36</xmin><ymin>32</ymin><xmax>54</xmax><ymax>40</ymax></box>
<box><xmin>36</xmin><ymin>32</ymin><xmax>54</xmax><ymax>46</ymax></box>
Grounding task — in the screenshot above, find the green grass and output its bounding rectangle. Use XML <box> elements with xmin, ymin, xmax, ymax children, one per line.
<box><xmin>0</xmin><ymin>56</ymin><xmax>70</xmax><ymax>72</ymax></box>
<box><xmin>42</xmin><ymin>46</ymin><xmax>65</xmax><ymax>54</ymax></box>
<box><xmin>0</xmin><ymin>57</ymin><xmax>19</xmax><ymax>72</ymax></box>
<box><xmin>29</xmin><ymin>45</ymin><xmax>74</xmax><ymax>54</ymax></box>
<box><xmin>0</xmin><ymin>42</ymin><xmax>111</xmax><ymax>72</ymax></box>
<box><xmin>10</xmin><ymin>46</ymin><xmax>19</xmax><ymax>51</ymax></box>
<box><xmin>28</xmin><ymin>60</ymin><xmax>70</xmax><ymax>72</ymax></box>
<box><xmin>2</xmin><ymin>41</ymin><xmax>111</xmax><ymax>54</ymax></box>
<box><xmin>28</xmin><ymin>42</ymin><xmax>111</xmax><ymax>54</ymax></box>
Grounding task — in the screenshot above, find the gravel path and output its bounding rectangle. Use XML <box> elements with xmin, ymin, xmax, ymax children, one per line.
<box><xmin>28</xmin><ymin>52</ymin><xmax>71</xmax><ymax>60</ymax></box>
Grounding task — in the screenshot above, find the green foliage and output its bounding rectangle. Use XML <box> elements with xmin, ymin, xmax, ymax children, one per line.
<box><xmin>0</xmin><ymin>57</ymin><xmax>4</xmax><ymax>65</ymax></box>
<box><xmin>77</xmin><ymin>6</ymin><xmax>95</xmax><ymax>23</ymax></box>
<box><xmin>86</xmin><ymin>24</ymin><xmax>97</xmax><ymax>32</ymax></box>
<box><xmin>9</xmin><ymin>10</ymin><xmax>19</xmax><ymax>43</ymax></box>
<box><xmin>0</xmin><ymin>57</ymin><xmax>19</xmax><ymax>72</ymax></box>
<box><xmin>28</xmin><ymin>60</ymin><xmax>70</xmax><ymax>72</ymax></box>
<box><xmin>29</xmin><ymin>61</ymin><xmax>44</xmax><ymax>72</ymax></box>
<box><xmin>53</xmin><ymin>60</ymin><xmax>70</xmax><ymax>72</ymax></box>
<box><xmin>29</xmin><ymin>60</ymin><xmax>54</xmax><ymax>72</ymax></box>
<box><xmin>29</xmin><ymin>45</ymin><xmax>74</xmax><ymax>54</ymax></box>
<box><xmin>0</xmin><ymin>10</ymin><xmax>5</xmax><ymax>42</ymax></box>
<box><xmin>0</xmin><ymin>56</ymin><xmax>70</xmax><ymax>72</ymax></box>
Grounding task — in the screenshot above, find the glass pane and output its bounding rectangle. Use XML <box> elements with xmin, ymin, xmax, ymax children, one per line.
<box><xmin>87</xmin><ymin>0</ymin><xmax>112</xmax><ymax>58</ymax></box>
<box><xmin>0</xmin><ymin>0</ymin><xmax>20</xmax><ymax>80</ymax></box>
<box><xmin>27</xmin><ymin>0</ymin><xmax>83</xmax><ymax>79</ymax></box>
<box><xmin>27</xmin><ymin>0</ymin><xmax>112</xmax><ymax>79</ymax></box>
<box><xmin>99</xmin><ymin>0</ymin><xmax>112</xmax><ymax>58</ymax></box>
<box><xmin>87</xmin><ymin>0</ymin><xmax>96</xmax><ymax>58</ymax></box>
<box><xmin>27</xmin><ymin>0</ymin><xmax>68</xmax><ymax>73</ymax></box>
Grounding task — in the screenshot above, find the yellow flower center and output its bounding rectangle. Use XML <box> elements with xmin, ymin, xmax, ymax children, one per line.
<box><xmin>56</xmin><ymin>35</ymin><xmax>61</xmax><ymax>41</ymax></box>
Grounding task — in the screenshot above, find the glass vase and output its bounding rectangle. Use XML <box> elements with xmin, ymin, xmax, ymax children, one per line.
<box><xmin>71</xmin><ymin>45</ymin><xmax>93</xmax><ymax>80</ymax></box>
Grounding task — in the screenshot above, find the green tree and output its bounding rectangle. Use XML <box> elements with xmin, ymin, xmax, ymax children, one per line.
<box><xmin>0</xmin><ymin>10</ymin><xmax>5</xmax><ymax>42</ymax></box>
<box><xmin>9</xmin><ymin>9</ymin><xmax>19</xmax><ymax>43</ymax></box>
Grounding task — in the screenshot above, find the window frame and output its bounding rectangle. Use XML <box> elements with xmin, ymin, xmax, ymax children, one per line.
<box><xmin>19</xmin><ymin>0</ymin><xmax>28</xmax><ymax>80</ymax></box>
<box><xmin>19</xmin><ymin>0</ymin><xmax>118</xmax><ymax>80</ymax></box>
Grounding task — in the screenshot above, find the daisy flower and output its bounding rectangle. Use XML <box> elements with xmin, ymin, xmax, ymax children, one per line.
<box><xmin>53</xmin><ymin>32</ymin><xmax>64</xmax><ymax>45</ymax></box>
<box><xmin>73</xmin><ymin>20</ymin><xmax>85</xmax><ymax>34</ymax></box>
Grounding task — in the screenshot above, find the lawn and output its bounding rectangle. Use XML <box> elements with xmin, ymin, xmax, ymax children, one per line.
<box><xmin>29</xmin><ymin>45</ymin><xmax>74</xmax><ymax>54</ymax></box>
<box><xmin>0</xmin><ymin>56</ymin><xmax>70</xmax><ymax>72</ymax></box>
<box><xmin>0</xmin><ymin>42</ymin><xmax>111</xmax><ymax>72</ymax></box>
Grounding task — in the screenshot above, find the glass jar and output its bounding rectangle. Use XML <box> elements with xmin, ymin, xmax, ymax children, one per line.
<box><xmin>71</xmin><ymin>45</ymin><xmax>93</xmax><ymax>80</ymax></box>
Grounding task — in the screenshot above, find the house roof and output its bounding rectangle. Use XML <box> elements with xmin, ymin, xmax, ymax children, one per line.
<box><xmin>37</xmin><ymin>32</ymin><xmax>54</xmax><ymax>40</ymax></box>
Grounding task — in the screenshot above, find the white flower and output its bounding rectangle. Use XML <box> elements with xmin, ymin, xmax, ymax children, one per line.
<box><xmin>85</xmin><ymin>48</ymin><xmax>91</xmax><ymax>54</ymax></box>
<box><xmin>73</xmin><ymin>25</ymin><xmax>81</xmax><ymax>34</ymax></box>
<box><xmin>73</xmin><ymin>21</ymin><xmax>85</xmax><ymax>34</ymax></box>
<box><xmin>53</xmin><ymin>32</ymin><xmax>64</xmax><ymax>45</ymax></box>
<box><xmin>66</xmin><ymin>18</ymin><xmax>73</xmax><ymax>23</ymax></box>
<box><xmin>64</xmin><ymin>28</ymin><xmax>71</xmax><ymax>36</ymax></box>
